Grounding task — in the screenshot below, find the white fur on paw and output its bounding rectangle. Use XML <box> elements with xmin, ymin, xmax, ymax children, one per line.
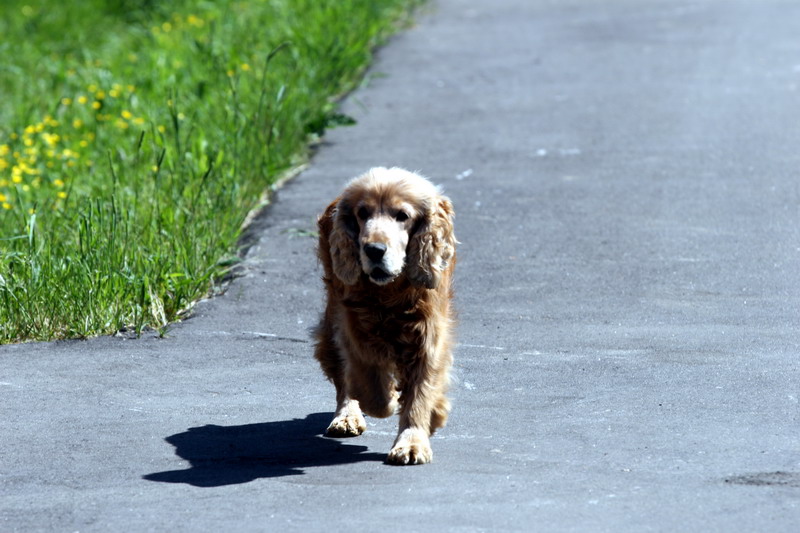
<box><xmin>325</xmin><ymin>413</ymin><xmax>366</xmax><ymax>437</ymax></box>
<box><xmin>387</xmin><ymin>428</ymin><xmax>432</xmax><ymax>465</ymax></box>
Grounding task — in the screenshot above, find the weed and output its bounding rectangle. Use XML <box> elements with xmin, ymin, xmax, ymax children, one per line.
<box><xmin>0</xmin><ymin>0</ymin><xmax>422</xmax><ymax>343</ymax></box>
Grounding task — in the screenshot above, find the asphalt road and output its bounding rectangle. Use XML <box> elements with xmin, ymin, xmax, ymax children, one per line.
<box><xmin>3</xmin><ymin>0</ymin><xmax>800</xmax><ymax>531</ymax></box>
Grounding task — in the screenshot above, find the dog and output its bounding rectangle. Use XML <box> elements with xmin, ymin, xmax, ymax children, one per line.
<box><xmin>314</xmin><ymin>167</ymin><xmax>457</xmax><ymax>465</ymax></box>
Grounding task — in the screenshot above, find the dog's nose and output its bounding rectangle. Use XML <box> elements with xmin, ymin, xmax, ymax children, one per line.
<box><xmin>363</xmin><ymin>243</ymin><xmax>387</xmax><ymax>262</ymax></box>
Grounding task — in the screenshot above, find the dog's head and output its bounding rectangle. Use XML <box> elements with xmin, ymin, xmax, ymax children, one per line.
<box><xmin>328</xmin><ymin>167</ymin><xmax>455</xmax><ymax>288</ymax></box>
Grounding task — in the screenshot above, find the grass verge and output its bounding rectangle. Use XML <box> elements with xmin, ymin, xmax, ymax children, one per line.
<box><xmin>0</xmin><ymin>0</ymin><xmax>421</xmax><ymax>344</ymax></box>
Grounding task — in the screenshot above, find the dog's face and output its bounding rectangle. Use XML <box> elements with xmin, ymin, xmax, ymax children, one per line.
<box><xmin>351</xmin><ymin>195</ymin><xmax>418</xmax><ymax>285</ymax></box>
<box><xmin>328</xmin><ymin>167</ymin><xmax>455</xmax><ymax>289</ymax></box>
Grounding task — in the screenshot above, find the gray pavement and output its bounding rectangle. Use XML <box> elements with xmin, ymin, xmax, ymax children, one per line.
<box><xmin>3</xmin><ymin>0</ymin><xmax>800</xmax><ymax>531</ymax></box>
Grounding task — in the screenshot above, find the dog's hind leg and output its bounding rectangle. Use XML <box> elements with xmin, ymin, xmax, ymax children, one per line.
<box><xmin>313</xmin><ymin>310</ymin><xmax>342</xmax><ymax>384</ymax></box>
<box><xmin>346</xmin><ymin>358</ymin><xmax>398</xmax><ymax>419</ymax></box>
<box><xmin>428</xmin><ymin>349</ymin><xmax>453</xmax><ymax>434</ymax></box>
<box><xmin>429</xmin><ymin>393</ymin><xmax>451</xmax><ymax>434</ymax></box>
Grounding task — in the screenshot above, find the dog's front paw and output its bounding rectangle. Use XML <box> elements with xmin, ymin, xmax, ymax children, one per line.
<box><xmin>325</xmin><ymin>412</ymin><xmax>366</xmax><ymax>438</ymax></box>
<box><xmin>387</xmin><ymin>428</ymin><xmax>432</xmax><ymax>465</ymax></box>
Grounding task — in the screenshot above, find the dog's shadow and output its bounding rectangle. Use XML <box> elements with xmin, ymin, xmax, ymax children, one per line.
<box><xmin>143</xmin><ymin>413</ymin><xmax>384</xmax><ymax>487</ymax></box>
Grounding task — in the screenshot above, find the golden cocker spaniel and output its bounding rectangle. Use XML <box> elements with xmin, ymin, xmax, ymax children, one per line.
<box><xmin>314</xmin><ymin>167</ymin><xmax>457</xmax><ymax>465</ymax></box>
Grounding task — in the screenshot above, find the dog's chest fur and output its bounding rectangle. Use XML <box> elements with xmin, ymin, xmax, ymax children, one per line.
<box><xmin>341</xmin><ymin>277</ymin><xmax>431</xmax><ymax>364</ymax></box>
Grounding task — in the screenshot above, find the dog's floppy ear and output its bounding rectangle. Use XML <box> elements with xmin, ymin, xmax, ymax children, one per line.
<box><xmin>325</xmin><ymin>198</ymin><xmax>361</xmax><ymax>285</ymax></box>
<box><xmin>407</xmin><ymin>195</ymin><xmax>456</xmax><ymax>289</ymax></box>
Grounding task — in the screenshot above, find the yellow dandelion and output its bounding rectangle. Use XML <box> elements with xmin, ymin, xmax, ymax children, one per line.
<box><xmin>151</xmin><ymin>165</ymin><xmax>159</xmax><ymax>172</ymax></box>
<box><xmin>61</xmin><ymin>97</ymin><xmax>72</xmax><ymax>106</ymax></box>
<box><xmin>157</xmin><ymin>125</ymin><xmax>166</xmax><ymax>133</ymax></box>
<box><xmin>2</xmin><ymin>202</ymin><xmax>11</xmax><ymax>210</ymax></box>
<box><xmin>127</xmin><ymin>84</ymin><xmax>136</xmax><ymax>93</ymax></box>
<box><xmin>92</xmin><ymin>101</ymin><xmax>102</xmax><ymax>110</ymax></box>
<box><xmin>95</xmin><ymin>90</ymin><xmax>106</xmax><ymax>100</ymax></box>
<box><xmin>22</xmin><ymin>185</ymin><xmax>30</xmax><ymax>192</ymax></box>
<box><xmin>0</xmin><ymin>193</ymin><xmax>5</xmax><ymax>202</ymax></box>
<box><xmin>226</xmin><ymin>69</ymin><xmax>235</xmax><ymax>77</ymax></box>
<box><xmin>24</xmin><ymin>125</ymin><xmax>35</xmax><ymax>135</ymax></box>
<box><xmin>66</xmin><ymin>160</ymin><xmax>75</xmax><ymax>168</ymax></box>
<box><xmin>115</xmin><ymin>119</ymin><xmax>129</xmax><ymax>130</ymax></box>
<box><xmin>109</xmin><ymin>89</ymin><xmax>120</xmax><ymax>98</ymax></box>
<box><xmin>35</xmin><ymin>122</ymin><xmax>45</xmax><ymax>133</ymax></box>
<box><xmin>133</xmin><ymin>117</ymin><xmax>145</xmax><ymax>126</ymax></box>
<box><xmin>187</xmin><ymin>14</ymin><xmax>204</xmax><ymax>27</ymax></box>
<box><xmin>0</xmin><ymin>144</ymin><xmax>9</xmax><ymax>156</ymax></box>
<box><xmin>121</xmin><ymin>110</ymin><xmax>133</xmax><ymax>119</ymax></box>
<box><xmin>77</xmin><ymin>95</ymin><xmax>88</xmax><ymax>105</ymax></box>
<box><xmin>57</xmin><ymin>191</ymin><xmax>68</xmax><ymax>199</ymax></box>
<box><xmin>88</xmin><ymin>84</ymin><xmax>98</xmax><ymax>93</ymax></box>
<box><xmin>73</xmin><ymin>119</ymin><xmax>83</xmax><ymax>129</ymax></box>
<box><xmin>62</xmin><ymin>149</ymin><xmax>75</xmax><ymax>158</ymax></box>
<box><xmin>28</xmin><ymin>208</ymin><xmax>35</xmax><ymax>215</ymax></box>
<box><xmin>86</xmin><ymin>132</ymin><xmax>96</xmax><ymax>141</ymax></box>
<box><xmin>23</xmin><ymin>138</ymin><xmax>34</xmax><ymax>147</ymax></box>
<box><xmin>12</xmin><ymin>175</ymin><xmax>22</xmax><ymax>184</ymax></box>
<box><xmin>42</xmin><ymin>133</ymin><xmax>60</xmax><ymax>146</ymax></box>
<box><xmin>241</xmin><ymin>63</ymin><xmax>251</xmax><ymax>71</ymax></box>
<box><xmin>177</xmin><ymin>112</ymin><xmax>186</xmax><ymax>121</ymax></box>
<box><xmin>79</xmin><ymin>140</ymin><xmax>89</xmax><ymax>148</ymax></box>
<box><xmin>0</xmin><ymin>160</ymin><xmax>7</xmax><ymax>170</ymax></box>
<box><xmin>53</xmin><ymin>179</ymin><xmax>65</xmax><ymax>187</ymax></box>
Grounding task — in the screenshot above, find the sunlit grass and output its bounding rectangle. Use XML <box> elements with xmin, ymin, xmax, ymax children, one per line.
<box><xmin>0</xmin><ymin>0</ymin><xmax>421</xmax><ymax>343</ymax></box>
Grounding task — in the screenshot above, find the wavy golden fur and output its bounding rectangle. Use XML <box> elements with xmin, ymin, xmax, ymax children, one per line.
<box><xmin>314</xmin><ymin>167</ymin><xmax>456</xmax><ymax>465</ymax></box>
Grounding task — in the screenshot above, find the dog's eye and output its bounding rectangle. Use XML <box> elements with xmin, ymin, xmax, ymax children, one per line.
<box><xmin>395</xmin><ymin>211</ymin><xmax>409</xmax><ymax>222</ymax></box>
<box><xmin>357</xmin><ymin>207</ymin><xmax>370</xmax><ymax>220</ymax></box>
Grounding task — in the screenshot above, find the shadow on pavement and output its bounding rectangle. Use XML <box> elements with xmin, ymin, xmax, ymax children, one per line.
<box><xmin>143</xmin><ymin>412</ymin><xmax>384</xmax><ymax>487</ymax></box>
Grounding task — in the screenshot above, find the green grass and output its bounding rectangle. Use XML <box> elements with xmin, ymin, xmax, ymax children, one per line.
<box><xmin>0</xmin><ymin>0</ymin><xmax>421</xmax><ymax>344</ymax></box>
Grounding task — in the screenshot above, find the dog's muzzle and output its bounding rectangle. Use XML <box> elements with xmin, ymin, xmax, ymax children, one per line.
<box><xmin>364</xmin><ymin>243</ymin><xmax>390</xmax><ymax>283</ymax></box>
<box><xmin>369</xmin><ymin>266</ymin><xmax>392</xmax><ymax>283</ymax></box>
